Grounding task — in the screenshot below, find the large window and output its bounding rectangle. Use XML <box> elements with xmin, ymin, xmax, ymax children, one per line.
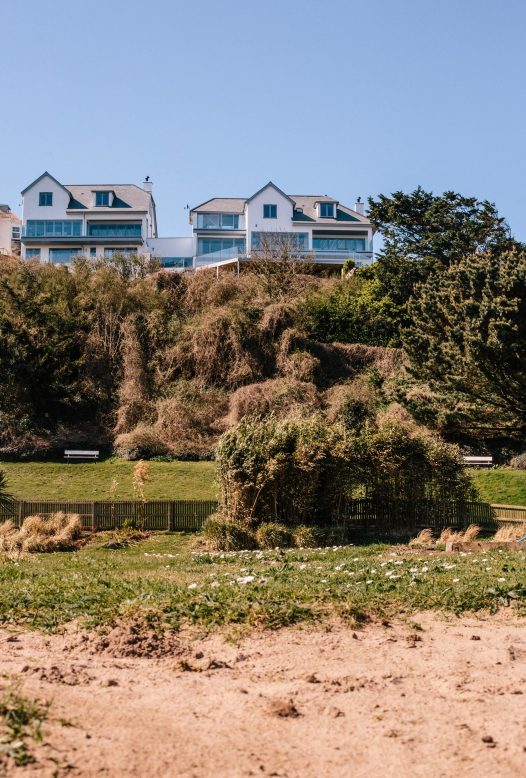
<box><xmin>196</xmin><ymin>213</ymin><xmax>240</xmax><ymax>230</ymax></box>
<box><xmin>95</xmin><ymin>191</ymin><xmax>110</xmax><ymax>206</ymax></box>
<box><xmin>251</xmin><ymin>232</ymin><xmax>308</xmax><ymax>251</ymax></box>
<box><xmin>197</xmin><ymin>238</ymin><xmax>245</xmax><ymax>258</ymax></box>
<box><xmin>25</xmin><ymin>220</ymin><xmax>82</xmax><ymax>237</ymax></box>
<box><xmin>161</xmin><ymin>257</ymin><xmax>193</xmax><ymax>269</ymax></box>
<box><xmin>312</xmin><ymin>237</ymin><xmax>366</xmax><ymax>252</ymax></box>
<box><xmin>26</xmin><ymin>248</ymin><xmax>41</xmax><ymax>258</ymax></box>
<box><xmin>39</xmin><ymin>192</ymin><xmax>53</xmax><ymax>206</ymax></box>
<box><xmin>263</xmin><ymin>204</ymin><xmax>277</xmax><ymax>219</ymax></box>
<box><xmin>319</xmin><ymin>203</ymin><xmax>335</xmax><ymax>218</ymax></box>
<box><xmin>49</xmin><ymin>249</ymin><xmax>83</xmax><ymax>264</ymax></box>
<box><xmin>87</xmin><ymin>222</ymin><xmax>142</xmax><ymax>237</ymax></box>
<box><xmin>103</xmin><ymin>248</ymin><xmax>138</xmax><ymax>257</ymax></box>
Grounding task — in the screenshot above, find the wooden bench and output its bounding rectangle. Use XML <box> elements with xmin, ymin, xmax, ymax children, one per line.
<box><xmin>64</xmin><ymin>450</ymin><xmax>100</xmax><ymax>462</ymax></box>
<box><xmin>463</xmin><ymin>456</ymin><xmax>493</xmax><ymax>467</ymax></box>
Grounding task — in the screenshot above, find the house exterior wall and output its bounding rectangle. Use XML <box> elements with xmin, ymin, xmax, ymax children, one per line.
<box><xmin>21</xmin><ymin>174</ymin><xmax>157</xmax><ymax>263</ymax></box>
<box><xmin>0</xmin><ymin>209</ymin><xmax>22</xmax><ymax>256</ymax></box>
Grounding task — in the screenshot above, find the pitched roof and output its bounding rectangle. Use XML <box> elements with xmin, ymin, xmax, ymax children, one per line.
<box><xmin>246</xmin><ymin>181</ymin><xmax>295</xmax><ymax>205</ymax></box>
<box><xmin>290</xmin><ymin>196</ymin><xmax>364</xmax><ymax>223</ymax></box>
<box><xmin>191</xmin><ymin>186</ymin><xmax>370</xmax><ymax>224</ymax></box>
<box><xmin>65</xmin><ymin>184</ymin><xmax>153</xmax><ymax>211</ymax></box>
<box><xmin>191</xmin><ymin>197</ymin><xmax>246</xmax><ymax>214</ymax></box>
<box><xmin>21</xmin><ymin>171</ymin><xmax>70</xmax><ymax>196</ymax></box>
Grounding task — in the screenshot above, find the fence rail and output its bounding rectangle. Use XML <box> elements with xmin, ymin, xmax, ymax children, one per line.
<box><xmin>0</xmin><ymin>500</ymin><xmax>218</xmax><ymax>531</ymax></box>
<box><xmin>0</xmin><ymin>498</ymin><xmax>525</xmax><ymax>534</ymax></box>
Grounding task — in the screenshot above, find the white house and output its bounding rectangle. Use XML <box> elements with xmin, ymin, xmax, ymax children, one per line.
<box><xmin>0</xmin><ymin>205</ymin><xmax>21</xmax><ymax>256</ymax></box>
<box><xmin>185</xmin><ymin>181</ymin><xmax>374</xmax><ymax>269</ymax></box>
<box><xmin>20</xmin><ymin>172</ymin><xmax>157</xmax><ymax>263</ymax></box>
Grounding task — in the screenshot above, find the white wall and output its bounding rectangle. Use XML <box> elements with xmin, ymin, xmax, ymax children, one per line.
<box><xmin>245</xmin><ymin>185</ymin><xmax>315</xmax><ymax>249</ymax></box>
<box><xmin>147</xmin><ymin>237</ymin><xmax>195</xmax><ymax>257</ymax></box>
<box><xmin>22</xmin><ymin>175</ymin><xmax>70</xmax><ymax>221</ymax></box>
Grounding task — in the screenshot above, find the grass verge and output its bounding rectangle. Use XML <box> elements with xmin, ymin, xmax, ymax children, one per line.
<box><xmin>0</xmin><ymin>534</ymin><xmax>525</xmax><ymax>633</ymax></box>
<box><xmin>469</xmin><ymin>467</ymin><xmax>526</xmax><ymax>505</ymax></box>
<box><xmin>0</xmin><ymin>460</ymin><xmax>217</xmax><ymax>501</ymax></box>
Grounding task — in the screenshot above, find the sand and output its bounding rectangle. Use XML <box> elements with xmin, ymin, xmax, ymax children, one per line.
<box><xmin>1</xmin><ymin>613</ymin><xmax>526</xmax><ymax>777</ymax></box>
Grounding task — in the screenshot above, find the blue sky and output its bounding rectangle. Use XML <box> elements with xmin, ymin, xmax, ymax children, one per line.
<box><xmin>2</xmin><ymin>0</ymin><xmax>525</xmax><ymax>239</ymax></box>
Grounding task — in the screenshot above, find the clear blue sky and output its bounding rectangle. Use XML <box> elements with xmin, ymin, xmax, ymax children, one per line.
<box><xmin>2</xmin><ymin>0</ymin><xmax>525</xmax><ymax>240</ymax></box>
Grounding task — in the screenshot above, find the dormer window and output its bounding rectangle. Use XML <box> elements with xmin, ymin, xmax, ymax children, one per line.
<box><xmin>95</xmin><ymin>191</ymin><xmax>111</xmax><ymax>207</ymax></box>
<box><xmin>320</xmin><ymin>202</ymin><xmax>335</xmax><ymax>218</ymax></box>
<box><xmin>263</xmin><ymin>204</ymin><xmax>277</xmax><ymax>218</ymax></box>
<box><xmin>39</xmin><ymin>192</ymin><xmax>53</xmax><ymax>206</ymax></box>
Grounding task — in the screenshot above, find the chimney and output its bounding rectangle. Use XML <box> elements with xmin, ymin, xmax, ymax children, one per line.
<box><xmin>354</xmin><ymin>197</ymin><xmax>364</xmax><ymax>216</ymax></box>
<box><xmin>143</xmin><ymin>176</ymin><xmax>153</xmax><ymax>194</ymax></box>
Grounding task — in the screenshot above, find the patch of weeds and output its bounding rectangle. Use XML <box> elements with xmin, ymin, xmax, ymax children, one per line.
<box><xmin>0</xmin><ymin>684</ymin><xmax>48</xmax><ymax>766</ymax></box>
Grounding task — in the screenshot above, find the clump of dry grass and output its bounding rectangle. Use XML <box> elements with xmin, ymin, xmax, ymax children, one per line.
<box><xmin>0</xmin><ymin>513</ymin><xmax>82</xmax><ymax>555</ymax></box>
<box><xmin>437</xmin><ymin>527</ymin><xmax>457</xmax><ymax>545</ymax></box>
<box><xmin>462</xmin><ymin>524</ymin><xmax>481</xmax><ymax>542</ymax></box>
<box><xmin>493</xmin><ymin>522</ymin><xmax>526</xmax><ymax>542</ymax></box>
<box><xmin>408</xmin><ymin>528</ymin><xmax>434</xmax><ymax>547</ymax></box>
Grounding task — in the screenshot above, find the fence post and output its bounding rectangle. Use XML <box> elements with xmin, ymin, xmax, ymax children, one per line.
<box><xmin>17</xmin><ymin>500</ymin><xmax>23</xmax><ymax>528</ymax></box>
<box><xmin>168</xmin><ymin>502</ymin><xmax>175</xmax><ymax>532</ymax></box>
<box><xmin>91</xmin><ymin>502</ymin><xmax>96</xmax><ymax>532</ymax></box>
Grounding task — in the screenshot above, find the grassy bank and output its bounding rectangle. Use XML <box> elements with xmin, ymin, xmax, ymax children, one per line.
<box><xmin>0</xmin><ymin>460</ymin><xmax>217</xmax><ymax>501</ymax></box>
<box><xmin>469</xmin><ymin>468</ymin><xmax>526</xmax><ymax>505</ymax></box>
<box><xmin>0</xmin><ymin>534</ymin><xmax>525</xmax><ymax>632</ymax></box>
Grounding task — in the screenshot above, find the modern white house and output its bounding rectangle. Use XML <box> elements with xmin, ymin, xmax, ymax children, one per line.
<box><xmin>20</xmin><ymin>172</ymin><xmax>157</xmax><ymax>263</ymax></box>
<box><xmin>185</xmin><ymin>181</ymin><xmax>374</xmax><ymax>269</ymax></box>
<box><xmin>20</xmin><ymin>175</ymin><xmax>373</xmax><ymax>271</ymax></box>
<box><xmin>0</xmin><ymin>205</ymin><xmax>21</xmax><ymax>256</ymax></box>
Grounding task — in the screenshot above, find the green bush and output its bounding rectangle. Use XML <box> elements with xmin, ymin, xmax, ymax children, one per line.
<box><xmin>255</xmin><ymin>523</ymin><xmax>293</xmax><ymax>549</ymax></box>
<box><xmin>202</xmin><ymin>515</ymin><xmax>257</xmax><ymax>551</ymax></box>
<box><xmin>215</xmin><ymin>415</ymin><xmax>475</xmax><ymax>528</ymax></box>
<box><xmin>292</xmin><ymin>525</ymin><xmax>323</xmax><ymax>548</ymax></box>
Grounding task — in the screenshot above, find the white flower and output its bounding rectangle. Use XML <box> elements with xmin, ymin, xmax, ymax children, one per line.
<box><xmin>452</xmin><ymin>578</ymin><xmax>459</xmax><ymax>583</ymax></box>
<box><xmin>394</xmin><ymin>560</ymin><xmax>404</xmax><ymax>565</ymax></box>
<box><xmin>366</xmin><ymin>580</ymin><xmax>373</xmax><ymax>585</ymax></box>
<box><xmin>498</xmin><ymin>577</ymin><xmax>506</xmax><ymax>582</ymax></box>
<box><xmin>210</xmin><ymin>581</ymin><xmax>220</xmax><ymax>588</ymax></box>
<box><xmin>299</xmin><ymin>564</ymin><xmax>307</xmax><ymax>570</ymax></box>
<box><xmin>236</xmin><ymin>575</ymin><xmax>255</xmax><ymax>585</ymax></box>
<box><xmin>188</xmin><ymin>583</ymin><xmax>198</xmax><ymax>589</ymax></box>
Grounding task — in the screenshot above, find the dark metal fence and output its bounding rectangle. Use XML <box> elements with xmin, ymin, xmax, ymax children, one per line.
<box><xmin>0</xmin><ymin>498</ymin><xmax>524</xmax><ymax>534</ymax></box>
<box><xmin>0</xmin><ymin>500</ymin><xmax>218</xmax><ymax>531</ymax></box>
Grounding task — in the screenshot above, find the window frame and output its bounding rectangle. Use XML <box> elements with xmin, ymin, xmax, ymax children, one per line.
<box><xmin>39</xmin><ymin>192</ymin><xmax>53</xmax><ymax>207</ymax></box>
<box><xmin>95</xmin><ymin>191</ymin><xmax>111</xmax><ymax>207</ymax></box>
<box><xmin>319</xmin><ymin>202</ymin><xmax>335</xmax><ymax>218</ymax></box>
<box><xmin>263</xmin><ymin>204</ymin><xmax>277</xmax><ymax>219</ymax></box>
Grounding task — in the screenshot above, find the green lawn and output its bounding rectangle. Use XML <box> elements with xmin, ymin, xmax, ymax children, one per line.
<box><xmin>0</xmin><ymin>534</ymin><xmax>524</xmax><ymax>633</ymax></box>
<box><xmin>0</xmin><ymin>460</ymin><xmax>217</xmax><ymax>501</ymax></box>
<box><xmin>1</xmin><ymin>462</ymin><xmax>525</xmax><ymax>506</ymax></box>
<box><xmin>469</xmin><ymin>468</ymin><xmax>526</xmax><ymax>506</ymax></box>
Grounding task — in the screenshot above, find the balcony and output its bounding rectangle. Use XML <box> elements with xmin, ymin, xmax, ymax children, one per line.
<box><xmin>310</xmin><ymin>250</ymin><xmax>374</xmax><ymax>266</ymax></box>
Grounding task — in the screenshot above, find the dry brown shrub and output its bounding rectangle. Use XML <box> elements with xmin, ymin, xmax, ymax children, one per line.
<box><xmin>437</xmin><ymin>527</ymin><xmax>455</xmax><ymax>545</ymax></box>
<box><xmin>258</xmin><ymin>302</ymin><xmax>296</xmax><ymax>341</ymax></box>
<box><xmin>115</xmin><ymin>317</ymin><xmax>152</xmax><ymax>435</ymax></box>
<box><xmin>462</xmin><ymin>524</ymin><xmax>481</xmax><ymax>542</ymax></box>
<box><xmin>172</xmin><ymin>307</ymin><xmax>263</xmax><ymax>388</ymax></box>
<box><xmin>493</xmin><ymin>522</ymin><xmax>526</xmax><ymax>542</ymax></box>
<box><xmin>117</xmin><ymin>382</ymin><xmax>229</xmax><ymax>457</ymax></box>
<box><xmin>181</xmin><ymin>271</ymin><xmax>261</xmax><ymax>315</ymax></box>
<box><xmin>0</xmin><ymin>513</ymin><xmax>83</xmax><ymax>555</ymax></box>
<box><xmin>225</xmin><ymin>379</ymin><xmax>321</xmax><ymax>427</ymax></box>
<box><xmin>408</xmin><ymin>528</ymin><xmax>434</xmax><ymax>547</ymax></box>
<box><xmin>276</xmin><ymin>328</ymin><xmax>319</xmax><ymax>383</ymax></box>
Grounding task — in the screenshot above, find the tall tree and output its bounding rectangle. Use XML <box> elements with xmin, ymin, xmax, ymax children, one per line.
<box><xmin>369</xmin><ymin>187</ymin><xmax>518</xmax><ymax>268</ymax></box>
<box><xmin>403</xmin><ymin>250</ymin><xmax>526</xmax><ymax>435</ymax></box>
